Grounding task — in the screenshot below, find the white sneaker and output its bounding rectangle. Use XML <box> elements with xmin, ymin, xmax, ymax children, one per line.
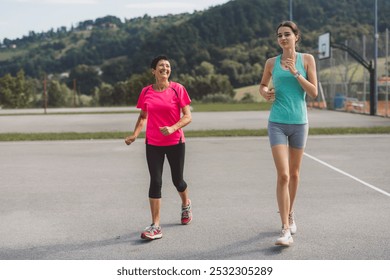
<box><xmin>289</xmin><ymin>211</ymin><xmax>297</xmax><ymax>235</ymax></box>
<box><xmin>275</xmin><ymin>227</ymin><xmax>293</xmax><ymax>246</ymax></box>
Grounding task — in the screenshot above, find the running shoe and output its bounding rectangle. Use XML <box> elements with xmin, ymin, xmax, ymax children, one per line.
<box><xmin>275</xmin><ymin>227</ymin><xmax>293</xmax><ymax>246</ymax></box>
<box><xmin>181</xmin><ymin>199</ymin><xmax>192</xmax><ymax>225</ymax></box>
<box><xmin>140</xmin><ymin>224</ymin><xmax>162</xmax><ymax>240</ymax></box>
<box><xmin>289</xmin><ymin>211</ymin><xmax>297</xmax><ymax>235</ymax></box>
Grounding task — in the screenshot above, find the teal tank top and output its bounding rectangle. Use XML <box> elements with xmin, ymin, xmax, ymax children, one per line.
<box><xmin>269</xmin><ymin>53</ymin><xmax>307</xmax><ymax>124</ymax></box>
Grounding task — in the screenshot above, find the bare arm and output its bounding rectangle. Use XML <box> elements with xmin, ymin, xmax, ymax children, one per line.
<box><xmin>159</xmin><ymin>105</ymin><xmax>192</xmax><ymax>136</ymax></box>
<box><xmin>259</xmin><ymin>58</ymin><xmax>275</xmax><ymax>101</ymax></box>
<box><xmin>125</xmin><ymin>110</ymin><xmax>147</xmax><ymax>145</ymax></box>
<box><xmin>301</xmin><ymin>54</ymin><xmax>318</xmax><ymax>99</ymax></box>
<box><xmin>287</xmin><ymin>54</ymin><xmax>318</xmax><ymax>99</ymax></box>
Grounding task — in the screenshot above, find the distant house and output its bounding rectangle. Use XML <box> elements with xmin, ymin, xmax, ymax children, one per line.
<box><xmin>60</xmin><ymin>72</ymin><xmax>69</xmax><ymax>79</ymax></box>
<box><xmin>101</xmin><ymin>23</ymin><xmax>118</xmax><ymax>30</ymax></box>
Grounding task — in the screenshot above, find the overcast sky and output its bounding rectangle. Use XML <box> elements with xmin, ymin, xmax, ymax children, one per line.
<box><xmin>0</xmin><ymin>0</ymin><xmax>230</xmax><ymax>41</ymax></box>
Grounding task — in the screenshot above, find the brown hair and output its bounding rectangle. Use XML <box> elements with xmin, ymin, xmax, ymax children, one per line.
<box><xmin>276</xmin><ymin>21</ymin><xmax>301</xmax><ymax>46</ymax></box>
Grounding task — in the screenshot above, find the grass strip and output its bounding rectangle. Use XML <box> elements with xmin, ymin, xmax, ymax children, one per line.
<box><xmin>0</xmin><ymin>110</ymin><xmax>140</xmax><ymax>116</ymax></box>
<box><xmin>0</xmin><ymin>127</ymin><xmax>389</xmax><ymax>142</ymax></box>
<box><xmin>191</xmin><ymin>102</ymin><xmax>272</xmax><ymax>112</ymax></box>
<box><xmin>0</xmin><ymin>103</ymin><xmax>272</xmax><ymax>116</ymax></box>
<box><xmin>0</xmin><ymin>132</ymin><xmax>134</xmax><ymax>141</ymax></box>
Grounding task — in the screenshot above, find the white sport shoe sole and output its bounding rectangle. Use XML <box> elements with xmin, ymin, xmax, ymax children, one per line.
<box><xmin>275</xmin><ymin>236</ymin><xmax>293</xmax><ymax>246</ymax></box>
<box><xmin>141</xmin><ymin>233</ymin><xmax>162</xmax><ymax>240</ymax></box>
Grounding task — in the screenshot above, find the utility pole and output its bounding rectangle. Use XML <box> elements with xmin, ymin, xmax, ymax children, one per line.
<box><xmin>43</xmin><ymin>75</ymin><xmax>47</xmax><ymax>114</ymax></box>
<box><xmin>386</xmin><ymin>28</ymin><xmax>389</xmax><ymax>117</ymax></box>
<box><xmin>73</xmin><ymin>79</ymin><xmax>77</xmax><ymax>107</ymax></box>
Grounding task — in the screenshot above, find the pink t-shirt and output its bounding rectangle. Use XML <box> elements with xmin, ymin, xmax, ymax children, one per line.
<box><xmin>136</xmin><ymin>81</ymin><xmax>191</xmax><ymax>146</ymax></box>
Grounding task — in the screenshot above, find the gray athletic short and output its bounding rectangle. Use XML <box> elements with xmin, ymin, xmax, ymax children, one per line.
<box><xmin>267</xmin><ymin>121</ymin><xmax>308</xmax><ymax>149</ymax></box>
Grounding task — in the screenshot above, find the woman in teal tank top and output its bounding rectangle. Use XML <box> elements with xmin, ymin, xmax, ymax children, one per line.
<box><xmin>259</xmin><ymin>21</ymin><xmax>318</xmax><ymax>246</ymax></box>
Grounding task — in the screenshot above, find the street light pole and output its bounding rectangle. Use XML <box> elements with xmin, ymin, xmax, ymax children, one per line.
<box><xmin>289</xmin><ymin>0</ymin><xmax>293</xmax><ymax>21</ymax></box>
<box><xmin>372</xmin><ymin>0</ymin><xmax>378</xmax><ymax>115</ymax></box>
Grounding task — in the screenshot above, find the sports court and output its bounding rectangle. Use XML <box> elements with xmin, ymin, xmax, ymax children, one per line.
<box><xmin>0</xmin><ymin>129</ymin><xmax>389</xmax><ymax>259</ymax></box>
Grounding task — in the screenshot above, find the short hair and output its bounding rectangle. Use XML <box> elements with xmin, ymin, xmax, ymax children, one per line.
<box><xmin>150</xmin><ymin>55</ymin><xmax>169</xmax><ymax>69</ymax></box>
<box><xmin>276</xmin><ymin>21</ymin><xmax>301</xmax><ymax>45</ymax></box>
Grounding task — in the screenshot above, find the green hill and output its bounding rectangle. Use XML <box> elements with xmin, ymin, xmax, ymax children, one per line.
<box><xmin>0</xmin><ymin>0</ymin><xmax>389</xmax><ymax>108</ymax></box>
<box><xmin>1</xmin><ymin>0</ymin><xmax>388</xmax><ymax>82</ymax></box>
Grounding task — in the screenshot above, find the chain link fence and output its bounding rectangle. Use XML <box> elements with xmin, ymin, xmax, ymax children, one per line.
<box><xmin>310</xmin><ymin>29</ymin><xmax>389</xmax><ymax>117</ymax></box>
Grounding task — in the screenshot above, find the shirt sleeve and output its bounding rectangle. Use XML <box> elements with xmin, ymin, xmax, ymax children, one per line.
<box><xmin>177</xmin><ymin>83</ymin><xmax>191</xmax><ymax>108</ymax></box>
<box><xmin>136</xmin><ymin>86</ymin><xmax>149</xmax><ymax>111</ymax></box>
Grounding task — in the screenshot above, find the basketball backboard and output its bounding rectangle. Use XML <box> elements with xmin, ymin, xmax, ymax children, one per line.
<box><xmin>318</xmin><ymin>32</ymin><xmax>331</xmax><ymax>60</ymax></box>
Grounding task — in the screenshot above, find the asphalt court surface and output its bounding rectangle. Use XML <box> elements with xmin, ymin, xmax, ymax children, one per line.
<box><xmin>0</xmin><ymin>133</ymin><xmax>389</xmax><ymax>260</ymax></box>
<box><xmin>1</xmin><ymin>109</ymin><xmax>389</xmax><ymax>260</ymax></box>
<box><xmin>1</xmin><ymin>109</ymin><xmax>390</xmax><ymax>133</ymax></box>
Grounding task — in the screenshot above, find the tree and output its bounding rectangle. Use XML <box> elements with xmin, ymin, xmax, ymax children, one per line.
<box><xmin>178</xmin><ymin>73</ymin><xmax>234</xmax><ymax>101</ymax></box>
<box><xmin>101</xmin><ymin>60</ymin><xmax>129</xmax><ymax>84</ymax></box>
<box><xmin>14</xmin><ymin>70</ymin><xmax>29</xmax><ymax>107</ymax></box>
<box><xmin>0</xmin><ymin>70</ymin><xmax>31</xmax><ymax>108</ymax></box>
<box><xmin>195</xmin><ymin>61</ymin><xmax>215</xmax><ymax>76</ymax></box>
<box><xmin>97</xmin><ymin>83</ymin><xmax>114</xmax><ymax>106</ymax></box>
<box><xmin>68</xmin><ymin>65</ymin><xmax>101</xmax><ymax>96</ymax></box>
<box><xmin>111</xmin><ymin>81</ymin><xmax>128</xmax><ymax>105</ymax></box>
<box><xmin>220</xmin><ymin>59</ymin><xmax>243</xmax><ymax>87</ymax></box>
<box><xmin>0</xmin><ymin>74</ymin><xmax>14</xmax><ymax>108</ymax></box>
<box><xmin>47</xmin><ymin>80</ymin><xmax>68</xmax><ymax>107</ymax></box>
<box><xmin>125</xmin><ymin>71</ymin><xmax>154</xmax><ymax>105</ymax></box>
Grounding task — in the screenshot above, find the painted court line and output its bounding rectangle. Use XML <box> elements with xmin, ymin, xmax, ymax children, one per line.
<box><xmin>304</xmin><ymin>152</ymin><xmax>390</xmax><ymax>198</ymax></box>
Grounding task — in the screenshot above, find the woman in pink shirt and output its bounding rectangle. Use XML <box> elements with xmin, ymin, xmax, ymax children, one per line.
<box><xmin>125</xmin><ymin>55</ymin><xmax>192</xmax><ymax>240</ymax></box>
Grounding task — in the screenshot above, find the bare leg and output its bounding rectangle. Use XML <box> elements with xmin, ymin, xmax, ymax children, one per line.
<box><xmin>271</xmin><ymin>144</ymin><xmax>290</xmax><ymax>229</ymax></box>
<box><xmin>288</xmin><ymin>147</ymin><xmax>305</xmax><ymax>213</ymax></box>
<box><xmin>149</xmin><ymin>198</ymin><xmax>161</xmax><ymax>226</ymax></box>
<box><xmin>178</xmin><ymin>188</ymin><xmax>190</xmax><ymax>207</ymax></box>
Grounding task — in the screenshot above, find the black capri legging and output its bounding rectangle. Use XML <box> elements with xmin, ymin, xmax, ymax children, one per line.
<box><xmin>146</xmin><ymin>143</ymin><xmax>187</xmax><ymax>199</ymax></box>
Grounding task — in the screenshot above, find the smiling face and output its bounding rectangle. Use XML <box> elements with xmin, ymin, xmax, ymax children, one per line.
<box><xmin>277</xmin><ymin>26</ymin><xmax>298</xmax><ymax>49</ymax></box>
<box><xmin>152</xmin><ymin>59</ymin><xmax>171</xmax><ymax>80</ymax></box>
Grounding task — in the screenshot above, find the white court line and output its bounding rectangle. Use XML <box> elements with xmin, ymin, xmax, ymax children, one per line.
<box><xmin>304</xmin><ymin>152</ymin><xmax>390</xmax><ymax>198</ymax></box>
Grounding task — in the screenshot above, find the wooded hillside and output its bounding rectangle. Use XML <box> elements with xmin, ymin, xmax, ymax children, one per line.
<box><xmin>0</xmin><ymin>0</ymin><xmax>388</xmax><ymax>108</ymax></box>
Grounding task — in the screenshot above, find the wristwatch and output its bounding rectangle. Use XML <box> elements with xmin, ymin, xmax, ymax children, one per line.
<box><xmin>294</xmin><ymin>71</ymin><xmax>301</xmax><ymax>78</ymax></box>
